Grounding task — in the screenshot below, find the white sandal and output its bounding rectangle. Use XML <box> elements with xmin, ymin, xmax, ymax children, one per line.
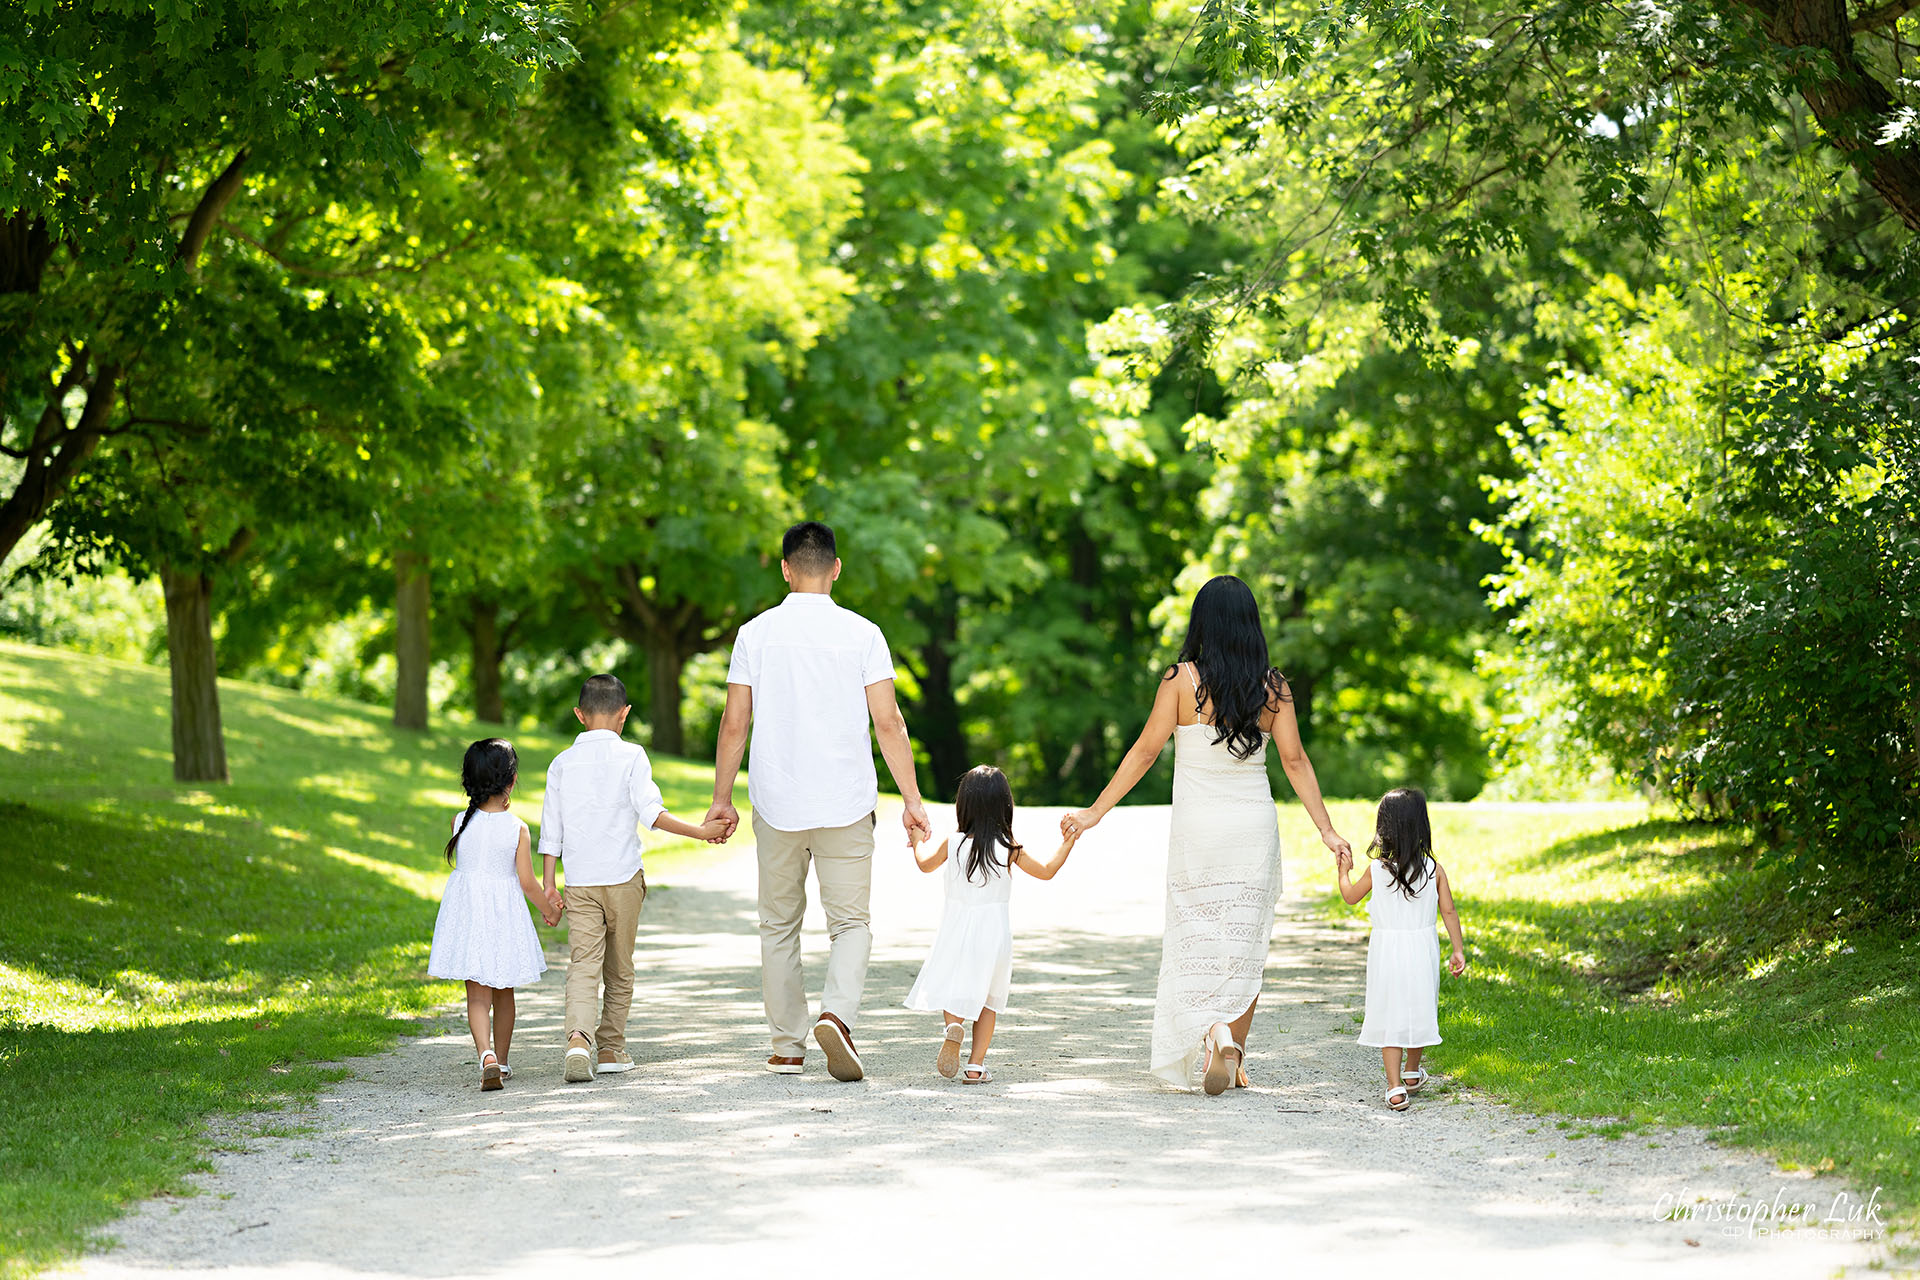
<box><xmin>1401</xmin><ymin>1067</ymin><xmax>1427</xmax><ymax>1093</ymax></box>
<box><xmin>480</xmin><ymin>1050</ymin><xmax>502</xmax><ymax>1092</ymax></box>
<box><xmin>961</xmin><ymin>1064</ymin><xmax>993</xmax><ymax>1084</ymax></box>
<box><xmin>1385</xmin><ymin>1085</ymin><xmax>1410</xmax><ymax>1111</ymax></box>
<box><xmin>937</xmin><ymin>1023</ymin><xmax>965</xmax><ymax>1079</ymax></box>
<box><xmin>1201</xmin><ymin>1022</ymin><xmax>1240</xmax><ymax>1097</ymax></box>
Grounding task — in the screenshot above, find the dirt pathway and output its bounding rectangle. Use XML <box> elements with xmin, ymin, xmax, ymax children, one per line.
<box><xmin>71</xmin><ymin>806</ymin><xmax>1887</xmax><ymax>1278</ymax></box>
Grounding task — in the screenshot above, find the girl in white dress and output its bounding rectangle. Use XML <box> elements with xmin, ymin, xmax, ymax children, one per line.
<box><xmin>1063</xmin><ymin>575</ymin><xmax>1355</xmax><ymax>1095</ymax></box>
<box><xmin>428</xmin><ymin>738</ymin><xmax>563</xmax><ymax>1091</ymax></box>
<box><xmin>1337</xmin><ymin>787</ymin><xmax>1467</xmax><ymax>1111</ymax></box>
<box><xmin>905</xmin><ymin>766</ymin><xmax>1079</xmax><ymax>1082</ymax></box>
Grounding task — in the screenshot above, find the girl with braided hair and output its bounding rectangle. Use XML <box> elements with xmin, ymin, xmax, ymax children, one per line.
<box><xmin>428</xmin><ymin>738</ymin><xmax>563</xmax><ymax>1091</ymax></box>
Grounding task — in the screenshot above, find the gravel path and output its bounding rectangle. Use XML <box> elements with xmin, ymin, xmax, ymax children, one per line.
<box><xmin>72</xmin><ymin>806</ymin><xmax>1890</xmax><ymax>1278</ymax></box>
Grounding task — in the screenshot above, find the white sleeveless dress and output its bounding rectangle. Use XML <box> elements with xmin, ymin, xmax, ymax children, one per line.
<box><xmin>903</xmin><ymin>835</ymin><xmax>1014</xmax><ymax>1021</ymax></box>
<box><xmin>1151</xmin><ymin>667</ymin><xmax>1284</xmax><ymax>1087</ymax></box>
<box><xmin>427</xmin><ymin>808</ymin><xmax>548</xmax><ymax>989</ymax></box>
<box><xmin>1356</xmin><ymin>861</ymin><xmax>1441</xmax><ymax>1048</ymax></box>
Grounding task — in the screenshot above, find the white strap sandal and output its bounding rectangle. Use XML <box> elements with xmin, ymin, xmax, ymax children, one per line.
<box><xmin>1201</xmin><ymin>1022</ymin><xmax>1241</xmax><ymax>1097</ymax></box>
<box><xmin>480</xmin><ymin>1050</ymin><xmax>502</xmax><ymax>1092</ymax></box>
<box><xmin>937</xmin><ymin>1023</ymin><xmax>965</xmax><ymax>1079</ymax></box>
<box><xmin>1385</xmin><ymin>1085</ymin><xmax>1410</xmax><ymax>1111</ymax></box>
<box><xmin>961</xmin><ymin>1064</ymin><xmax>993</xmax><ymax>1084</ymax></box>
<box><xmin>497</xmin><ymin>1062</ymin><xmax>512</xmax><ymax>1080</ymax></box>
<box><xmin>1401</xmin><ymin>1067</ymin><xmax>1427</xmax><ymax>1093</ymax></box>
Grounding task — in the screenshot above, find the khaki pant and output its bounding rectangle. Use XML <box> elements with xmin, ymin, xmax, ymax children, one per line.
<box><xmin>754</xmin><ymin>811</ymin><xmax>874</xmax><ymax>1059</ymax></box>
<box><xmin>563</xmin><ymin>868</ymin><xmax>646</xmax><ymax>1053</ymax></box>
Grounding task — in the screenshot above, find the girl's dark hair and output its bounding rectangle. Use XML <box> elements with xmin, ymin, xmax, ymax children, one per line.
<box><xmin>445</xmin><ymin>738</ymin><xmax>518</xmax><ymax>866</ymax></box>
<box><xmin>953</xmin><ymin>765</ymin><xmax>1020</xmax><ymax>884</ymax></box>
<box><xmin>1370</xmin><ymin>786</ymin><xmax>1433</xmax><ymax>896</ymax></box>
<box><xmin>1174</xmin><ymin>575</ymin><xmax>1289</xmax><ymax>761</ymax></box>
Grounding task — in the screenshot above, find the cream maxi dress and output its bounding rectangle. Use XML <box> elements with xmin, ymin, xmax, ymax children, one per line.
<box><xmin>1150</xmin><ymin>664</ymin><xmax>1284</xmax><ymax>1088</ymax></box>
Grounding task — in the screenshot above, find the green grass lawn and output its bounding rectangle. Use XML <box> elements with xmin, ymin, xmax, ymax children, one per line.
<box><xmin>0</xmin><ymin>641</ymin><xmax>741</xmax><ymax>1279</ymax></box>
<box><xmin>1299</xmin><ymin>800</ymin><xmax>1919</xmax><ymax>1236</ymax></box>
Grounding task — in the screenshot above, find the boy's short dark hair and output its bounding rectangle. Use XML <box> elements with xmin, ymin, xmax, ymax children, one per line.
<box><xmin>782</xmin><ymin>521</ymin><xmax>837</xmax><ymax>576</ymax></box>
<box><xmin>578</xmin><ymin>673</ymin><xmax>627</xmax><ymax>716</ymax></box>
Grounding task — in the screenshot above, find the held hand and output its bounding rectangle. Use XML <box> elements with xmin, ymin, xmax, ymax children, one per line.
<box><xmin>1319</xmin><ymin>827</ymin><xmax>1353</xmax><ymax>860</ymax></box>
<box><xmin>1335</xmin><ymin>849</ymin><xmax>1352</xmax><ymax>874</ymax></box>
<box><xmin>1448</xmin><ymin>948</ymin><xmax>1467</xmax><ymax>977</ymax></box>
<box><xmin>704</xmin><ymin>801</ymin><xmax>739</xmax><ymax>843</ymax></box>
<box><xmin>902</xmin><ymin>798</ymin><xmax>933</xmax><ymax>844</ymax></box>
<box><xmin>1060</xmin><ymin>808</ymin><xmax>1099</xmax><ymax>839</ymax></box>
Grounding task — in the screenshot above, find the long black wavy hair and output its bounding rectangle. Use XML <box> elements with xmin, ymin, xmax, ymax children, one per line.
<box><xmin>1174</xmin><ymin>575</ymin><xmax>1289</xmax><ymax>761</ymax></box>
<box><xmin>953</xmin><ymin>765</ymin><xmax>1021</xmax><ymax>884</ymax></box>
<box><xmin>445</xmin><ymin>738</ymin><xmax>518</xmax><ymax>866</ymax></box>
<box><xmin>1370</xmin><ymin>786</ymin><xmax>1433</xmax><ymax>896</ymax></box>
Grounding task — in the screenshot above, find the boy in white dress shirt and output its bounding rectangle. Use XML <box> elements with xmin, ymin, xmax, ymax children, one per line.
<box><xmin>540</xmin><ymin>674</ymin><xmax>724</xmax><ymax>1082</ymax></box>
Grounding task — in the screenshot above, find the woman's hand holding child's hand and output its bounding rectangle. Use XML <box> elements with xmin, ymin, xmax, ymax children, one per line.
<box><xmin>1335</xmin><ymin>849</ymin><xmax>1352</xmax><ymax>874</ymax></box>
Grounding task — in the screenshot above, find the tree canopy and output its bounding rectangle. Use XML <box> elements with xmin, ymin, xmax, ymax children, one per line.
<box><xmin>3</xmin><ymin>0</ymin><xmax>1914</xmax><ymax>872</ymax></box>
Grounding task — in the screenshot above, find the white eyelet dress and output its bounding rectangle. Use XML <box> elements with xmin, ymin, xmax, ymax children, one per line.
<box><xmin>1151</xmin><ymin>665</ymin><xmax>1283</xmax><ymax>1088</ymax></box>
<box><xmin>1356</xmin><ymin>861</ymin><xmax>1441</xmax><ymax>1049</ymax></box>
<box><xmin>903</xmin><ymin>836</ymin><xmax>1014</xmax><ymax>1021</ymax></box>
<box><xmin>427</xmin><ymin>808</ymin><xmax>548</xmax><ymax>990</ymax></box>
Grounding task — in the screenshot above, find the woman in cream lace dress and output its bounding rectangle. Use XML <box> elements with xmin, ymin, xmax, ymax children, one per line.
<box><xmin>1063</xmin><ymin>576</ymin><xmax>1353</xmax><ymax>1094</ymax></box>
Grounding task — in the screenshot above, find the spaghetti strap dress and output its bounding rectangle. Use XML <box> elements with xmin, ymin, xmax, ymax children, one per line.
<box><xmin>1150</xmin><ymin>664</ymin><xmax>1283</xmax><ymax>1088</ymax></box>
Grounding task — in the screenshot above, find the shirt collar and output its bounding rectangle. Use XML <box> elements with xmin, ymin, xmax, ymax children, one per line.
<box><xmin>782</xmin><ymin>591</ymin><xmax>835</xmax><ymax>606</ymax></box>
<box><xmin>574</xmin><ymin>729</ymin><xmax>623</xmax><ymax>744</ymax></box>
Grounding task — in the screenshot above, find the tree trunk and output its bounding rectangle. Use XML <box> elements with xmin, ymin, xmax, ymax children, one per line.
<box><xmin>911</xmin><ymin>591</ymin><xmax>969</xmax><ymax>800</ymax></box>
<box><xmin>1738</xmin><ymin>0</ymin><xmax>1920</xmax><ymax>233</ymax></box>
<box><xmin>1289</xmin><ymin>671</ymin><xmax>1317</xmax><ymax>744</ymax></box>
<box><xmin>470</xmin><ymin>597</ymin><xmax>506</xmax><ymax>724</ymax></box>
<box><xmin>648</xmin><ymin>643</ymin><xmax>685</xmax><ymax>757</ymax></box>
<box><xmin>394</xmin><ymin>548</ymin><xmax>431</xmax><ymax>730</ymax></box>
<box><xmin>161</xmin><ymin>564</ymin><xmax>229</xmax><ymax>783</ymax></box>
<box><xmin>0</xmin><ymin>361</ymin><xmax>120</xmax><ymax>568</ymax></box>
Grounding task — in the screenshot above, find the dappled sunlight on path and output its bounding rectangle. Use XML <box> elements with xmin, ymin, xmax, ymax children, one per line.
<box><xmin>76</xmin><ymin>807</ymin><xmax>1883</xmax><ymax>1279</ymax></box>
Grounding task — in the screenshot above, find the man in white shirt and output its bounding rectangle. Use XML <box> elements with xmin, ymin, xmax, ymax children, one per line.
<box><xmin>708</xmin><ymin>521</ymin><xmax>932</xmax><ymax>1081</ymax></box>
<box><xmin>541</xmin><ymin>674</ymin><xmax>722</xmax><ymax>1082</ymax></box>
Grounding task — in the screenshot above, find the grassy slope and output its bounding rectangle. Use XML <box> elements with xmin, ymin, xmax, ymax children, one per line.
<box><xmin>1297</xmin><ymin>800</ymin><xmax>1919</xmax><ymax>1235</ymax></box>
<box><xmin>0</xmin><ymin>642</ymin><xmax>739</xmax><ymax>1278</ymax></box>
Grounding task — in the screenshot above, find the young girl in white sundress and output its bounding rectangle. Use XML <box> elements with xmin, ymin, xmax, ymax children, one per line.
<box><xmin>1337</xmin><ymin>786</ymin><xmax>1467</xmax><ymax>1112</ymax></box>
<box><xmin>905</xmin><ymin>766</ymin><xmax>1079</xmax><ymax>1083</ymax></box>
<box><xmin>428</xmin><ymin>738</ymin><xmax>563</xmax><ymax>1092</ymax></box>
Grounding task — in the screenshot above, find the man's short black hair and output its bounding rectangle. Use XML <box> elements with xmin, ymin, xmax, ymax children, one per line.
<box><xmin>782</xmin><ymin>521</ymin><xmax>837</xmax><ymax>576</ymax></box>
<box><xmin>578</xmin><ymin>673</ymin><xmax>627</xmax><ymax>716</ymax></box>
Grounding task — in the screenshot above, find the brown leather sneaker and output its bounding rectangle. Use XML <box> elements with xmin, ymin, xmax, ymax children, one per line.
<box><xmin>766</xmin><ymin>1055</ymin><xmax>804</xmax><ymax>1074</ymax></box>
<box><xmin>813</xmin><ymin>1013</ymin><xmax>863</xmax><ymax>1082</ymax></box>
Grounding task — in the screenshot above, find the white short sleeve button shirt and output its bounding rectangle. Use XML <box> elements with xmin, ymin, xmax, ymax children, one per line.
<box><xmin>726</xmin><ymin>591</ymin><xmax>896</xmax><ymax>832</ymax></box>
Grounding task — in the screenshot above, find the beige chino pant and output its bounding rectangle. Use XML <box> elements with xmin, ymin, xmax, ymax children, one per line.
<box><xmin>563</xmin><ymin>868</ymin><xmax>646</xmax><ymax>1054</ymax></box>
<box><xmin>753</xmin><ymin>811</ymin><xmax>875</xmax><ymax>1059</ymax></box>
